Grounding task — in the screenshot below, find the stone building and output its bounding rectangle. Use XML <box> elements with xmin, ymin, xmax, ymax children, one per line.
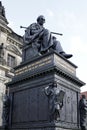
<box><xmin>0</xmin><ymin>1</ymin><xmax>23</xmax><ymax>125</ymax></box>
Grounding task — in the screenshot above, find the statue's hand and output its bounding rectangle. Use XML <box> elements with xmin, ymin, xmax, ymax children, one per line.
<box><xmin>30</xmin><ymin>28</ymin><xmax>43</xmax><ymax>40</ymax></box>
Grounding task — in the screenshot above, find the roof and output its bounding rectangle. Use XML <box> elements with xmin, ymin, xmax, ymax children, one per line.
<box><xmin>81</xmin><ymin>91</ymin><xmax>87</xmax><ymax>99</ymax></box>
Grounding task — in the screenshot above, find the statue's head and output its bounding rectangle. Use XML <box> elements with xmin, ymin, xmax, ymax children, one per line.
<box><xmin>53</xmin><ymin>81</ymin><xmax>57</xmax><ymax>88</ymax></box>
<box><xmin>49</xmin><ymin>81</ymin><xmax>57</xmax><ymax>88</ymax></box>
<box><xmin>37</xmin><ymin>15</ymin><xmax>45</xmax><ymax>25</ymax></box>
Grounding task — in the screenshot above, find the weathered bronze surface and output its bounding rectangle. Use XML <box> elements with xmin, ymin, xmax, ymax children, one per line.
<box><xmin>23</xmin><ymin>15</ymin><xmax>72</xmax><ymax>61</ymax></box>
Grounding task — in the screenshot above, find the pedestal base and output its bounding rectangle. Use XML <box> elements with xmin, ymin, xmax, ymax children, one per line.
<box><xmin>6</xmin><ymin>51</ymin><xmax>84</xmax><ymax>130</ymax></box>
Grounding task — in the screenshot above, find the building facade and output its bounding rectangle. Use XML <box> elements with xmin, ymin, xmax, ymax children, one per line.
<box><xmin>0</xmin><ymin>1</ymin><xmax>23</xmax><ymax>125</ymax></box>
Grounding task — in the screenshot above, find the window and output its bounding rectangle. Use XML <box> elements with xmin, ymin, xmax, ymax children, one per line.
<box><xmin>7</xmin><ymin>54</ymin><xmax>16</xmax><ymax>68</ymax></box>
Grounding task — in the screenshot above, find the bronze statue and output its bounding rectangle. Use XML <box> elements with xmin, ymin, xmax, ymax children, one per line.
<box><xmin>79</xmin><ymin>95</ymin><xmax>87</xmax><ymax>130</ymax></box>
<box><xmin>0</xmin><ymin>1</ymin><xmax>5</xmax><ymax>17</ymax></box>
<box><xmin>23</xmin><ymin>15</ymin><xmax>73</xmax><ymax>59</ymax></box>
<box><xmin>44</xmin><ymin>81</ymin><xmax>65</xmax><ymax>121</ymax></box>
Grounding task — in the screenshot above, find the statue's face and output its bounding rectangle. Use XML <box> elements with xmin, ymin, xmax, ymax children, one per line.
<box><xmin>38</xmin><ymin>16</ymin><xmax>45</xmax><ymax>25</ymax></box>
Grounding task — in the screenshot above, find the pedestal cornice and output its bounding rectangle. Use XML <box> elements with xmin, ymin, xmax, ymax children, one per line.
<box><xmin>6</xmin><ymin>51</ymin><xmax>85</xmax><ymax>87</ymax></box>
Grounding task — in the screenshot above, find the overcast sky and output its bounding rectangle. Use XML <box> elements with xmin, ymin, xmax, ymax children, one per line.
<box><xmin>2</xmin><ymin>0</ymin><xmax>87</xmax><ymax>92</ymax></box>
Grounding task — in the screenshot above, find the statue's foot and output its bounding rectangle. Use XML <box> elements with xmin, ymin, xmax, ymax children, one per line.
<box><xmin>40</xmin><ymin>50</ymin><xmax>49</xmax><ymax>55</ymax></box>
<box><xmin>60</xmin><ymin>52</ymin><xmax>73</xmax><ymax>59</ymax></box>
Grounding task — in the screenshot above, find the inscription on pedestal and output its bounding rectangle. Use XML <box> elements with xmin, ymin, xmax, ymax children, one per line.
<box><xmin>15</xmin><ymin>53</ymin><xmax>76</xmax><ymax>76</ymax></box>
<box><xmin>15</xmin><ymin>56</ymin><xmax>52</xmax><ymax>75</ymax></box>
<box><xmin>54</xmin><ymin>55</ymin><xmax>76</xmax><ymax>75</ymax></box>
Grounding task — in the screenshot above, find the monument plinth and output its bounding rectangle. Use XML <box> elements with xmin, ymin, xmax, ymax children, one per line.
<box><xmin>6</xmin><ymin>51</ymin><xmax>85</xmax><ymax>130</ymax></box>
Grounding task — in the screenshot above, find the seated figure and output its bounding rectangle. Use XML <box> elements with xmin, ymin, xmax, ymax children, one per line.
<box><xmin>23</xmin><ymin>15</ymin><xmax>73</xmax><ymax>59</ymax></box>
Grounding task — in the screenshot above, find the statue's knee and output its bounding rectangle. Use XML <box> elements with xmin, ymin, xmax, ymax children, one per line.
<box><xmin>44</xmin><ymin>29</ymin><xmax>50</xmax><ymax>35</ymax></box>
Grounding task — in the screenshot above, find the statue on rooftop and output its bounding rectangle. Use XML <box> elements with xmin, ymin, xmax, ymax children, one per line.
<box><xmin>0</xmin><ymin>1</ymin><xmax>6</xmax><ymax>18</ymax></box>
<box><xmin>23</xmin><ymin>15</ymin><xmax>73</xmax><ymax>59</ymax></box>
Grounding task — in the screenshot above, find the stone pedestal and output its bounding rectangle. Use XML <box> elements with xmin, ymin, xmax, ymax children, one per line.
<box><xmin>6</xmin><ymin>51</ymin><xmax>85</xmax><ymax>130</ymax></box>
